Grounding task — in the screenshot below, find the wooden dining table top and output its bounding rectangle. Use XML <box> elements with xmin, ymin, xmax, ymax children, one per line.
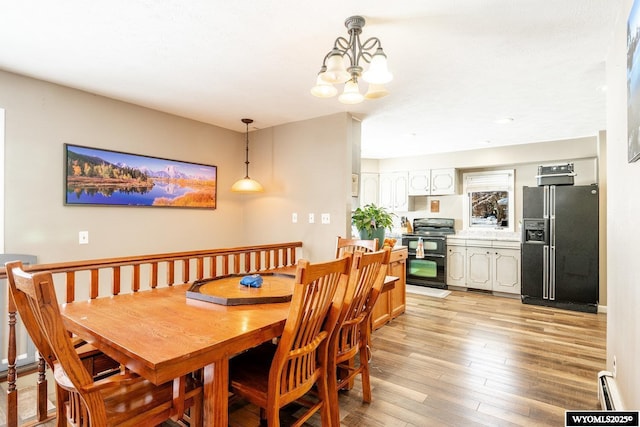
<box><xmin>60</xmin><ymin>279</ymin><xmax>293</xmax><ymax>426</ymax></box>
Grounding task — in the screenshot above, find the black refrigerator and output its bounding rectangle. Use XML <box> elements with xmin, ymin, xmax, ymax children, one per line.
<box><xmin>521</xmin><ymin>184</ymin><xmax>599</xmax><ymax>313</ymax></box>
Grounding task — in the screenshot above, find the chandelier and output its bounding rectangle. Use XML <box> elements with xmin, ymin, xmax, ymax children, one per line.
<box><xmin>311</xmin><ymin>15</ymin><xmax>392</xmax><ymax>104</ymax></box>
<box><xmin>231</xmin><ymin>118</ymin><xmax>264</xmax><ymax>193</ymax></box>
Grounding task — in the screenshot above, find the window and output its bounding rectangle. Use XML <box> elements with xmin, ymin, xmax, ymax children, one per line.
<box><xmin>463</xmin><ymin>170</ymin><xmax>514</xmax><ymax>231</ymax></box>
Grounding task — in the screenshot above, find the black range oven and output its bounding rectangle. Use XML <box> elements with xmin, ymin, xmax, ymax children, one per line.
<box><xmin>402</xmin><ymin>218</ymin><xmax>455</xmax><ymax>289</ymax></box>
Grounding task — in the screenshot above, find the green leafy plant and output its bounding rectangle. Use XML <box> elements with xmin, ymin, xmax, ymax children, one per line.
<box><xmin>351</xmin><ymin>203</ymin><xmax>395</xmax><ymax>238</ymax></box>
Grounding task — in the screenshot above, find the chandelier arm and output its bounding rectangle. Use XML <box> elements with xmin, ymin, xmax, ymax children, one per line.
<box><xmin>358</xmin><ymin>38</ymin><xmax>383</xmax><ymax>64</ymax></box>
<box><xmin>333</xmin><ymin>36</ymin><xmax>351</xmax><ymax>51</ymax></box>
<box><xmin>361</xmin><ymin>37</ymin><xmax>383</xmax><ymax>52</ymax></box>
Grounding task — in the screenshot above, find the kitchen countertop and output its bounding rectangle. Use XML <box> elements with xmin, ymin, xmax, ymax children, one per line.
<box><xmin>448</xmin><ymin>230</ymin><xmax>521</xmax><ymax>242</ymax></box>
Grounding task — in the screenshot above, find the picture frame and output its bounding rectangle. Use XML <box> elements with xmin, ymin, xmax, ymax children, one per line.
<box><xmin>65</xmin><ymin>144</ymin><xmax>217</xmax><ymax>209</ymax></box>
<box><xmin>627</xmin><ymin>0</ymin><xmax>640</xmax><ymax>162</ymax></box>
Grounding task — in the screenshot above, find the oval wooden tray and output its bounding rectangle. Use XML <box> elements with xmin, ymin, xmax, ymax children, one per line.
<box><xmin>186</xmin><ymin>273</ymin><xmax>295</xmax><ymax>305</ymax></box>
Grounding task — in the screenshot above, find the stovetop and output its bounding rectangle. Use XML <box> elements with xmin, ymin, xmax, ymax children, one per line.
<box><xmin>405</xmin><ymin>217</ymin><xmax>455</xmax><ymax>237</ymax></box>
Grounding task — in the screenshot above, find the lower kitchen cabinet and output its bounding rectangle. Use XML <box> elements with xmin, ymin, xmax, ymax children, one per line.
<box><xmin>372</xmin><ymin>247</ymin><xmax>407</xmax><ymax>330</ymax></box>
<box><xmin>466</xmin><ymin>246</ymin><xmax>493</xmax><ymax>290</ymax></box>
<box><xmin>492</xmin><ymin>248</ymin><xmax>521</xmax><ymax>293</ymax></box>
<box><xmin>446</xmin><ymin>237</ymin><xmax>521</xmax><ymax>294</ymax></box>
<box><xmin>446</xmin><ymin>240</ymin><xmax>466</xmax><ymax>286</ymax></box>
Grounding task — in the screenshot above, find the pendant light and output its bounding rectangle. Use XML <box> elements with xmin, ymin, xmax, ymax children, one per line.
<box><xmin>231</xmin><ymin>118</ymin><xmax>264</xmax><ymax>193</ymax></box>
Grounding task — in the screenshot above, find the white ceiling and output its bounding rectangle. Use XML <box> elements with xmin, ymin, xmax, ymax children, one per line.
<box><xmin>0</xmin><ymin>1</ymin><xmax>622</xmax><ymax>158</ymax></box>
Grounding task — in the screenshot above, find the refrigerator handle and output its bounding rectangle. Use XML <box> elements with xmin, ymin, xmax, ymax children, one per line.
<box><xmin>550</xmin><ymin>186</ymin><xmax>555</xmax><ymax>247</ymax></box>
<box><xmin>549</xmin><ymin>185</ymin><xmax>556</xmax><ymax>300</ymax></box>
<box><xmin>550</xmin><ymin>246</ymin><xmax>556</xmax><ymax>300</ymax></box>
<box><xmin>543</xmin><ymin>245</ymin><xmax>549</xmax><ymax>299</ymax></box>
<box><xmin>543</xmin><ymin>186</ymin><xmax>549</xmax><ymax>218</ymax></box>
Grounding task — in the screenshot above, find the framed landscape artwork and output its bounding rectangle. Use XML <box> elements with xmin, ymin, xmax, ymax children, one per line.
<box><xmin>65</xmin><ymin>144</ymin><xmax>217</xmax><ymax>209</ymax></box>
<box><xmin>628</xmin><ymin>0</ymin><xmax>640</xmax><ymax>162</ymax></box>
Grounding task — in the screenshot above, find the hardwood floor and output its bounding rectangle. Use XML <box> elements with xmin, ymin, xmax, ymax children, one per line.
<box><xmin>3</xmin><ymin>289</ymin><xmax>606</xmax><ymax>427</ymax></box>
<box><xmin>230</xmin><ymin>289</ymin><xmax>606</xmax><ymax>427</ymax></box>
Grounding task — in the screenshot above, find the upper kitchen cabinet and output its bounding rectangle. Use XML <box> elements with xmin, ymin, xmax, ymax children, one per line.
<box><xmin>408</xmin><ymin>168</ymin><xmax>457</xmax><ymax>196</ymax></box>
<box><xmin>379</xmin><ymin>171</ymin><xmax>409</xmax><ymax>211</ymax></box>
<box><xmin>360</xmin><ymin>172</ymin><xmax>379</xmax><ymax>206</ymax></box>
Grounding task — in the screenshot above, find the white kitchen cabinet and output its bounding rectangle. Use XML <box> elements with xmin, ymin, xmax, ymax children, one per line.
<box><xmin>408</xmin><ymin>168</ymin><xmax>457</xmax><ymax>196</ymax></box>
<box><xmin>446</xmin><ymin>240</ymin><xmax>466</xmax><ymax>287</ymax></box>
<box><xmin>379</xmin><ymin>171</ymin><xmax>409</xmax><ymax>211</ymax></box>
<box><xmin>466</xmin><ymin>246</ymin><xmax>493</xmax><ymax>290</ymax></box>
<box><xmin>360</xmin><ymin>172</ymin><xmax>379</xmax><ymax>206</ymax></box>
<box><xmin>431</xmin><ymin>168</ymin><xmax>457</xmax><ymax>195</ymax></box>
<box><xmin>492</xmin><ymin>247</ymin><xmax>521</xmax><ymax>294</ymax></box>
<box><xmin>446</xmin><ymin>237</ymin><xmax>521</xmax><ymax>294</ymax></box>
<box><xmin>408</xmin><ymin>170</ymin><xmax>430</xmax><ymax>196</ymax></box>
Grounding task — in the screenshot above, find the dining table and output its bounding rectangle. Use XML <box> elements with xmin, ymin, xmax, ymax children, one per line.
<box><xmin>59</xmin><ymin>271</ymin><xmax>399</xmax><ymax>426</ymax></box>
<box><xmin>60</xmin><ymin>274</ymin><xmax>294</xmax><ymax>426</ymax></box>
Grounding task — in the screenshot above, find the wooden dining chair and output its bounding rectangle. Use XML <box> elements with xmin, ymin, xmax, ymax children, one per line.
<box><xmin>335</xmin><ymin>236</ymin><xmax>379</xmax><ymax>258</ymax></box>
<box><xmin>228</xmin><ymin>254</ymin><xmax>353</xmax><ymax>427</ymax></box>
<box><xmin>327</xmin><ymin>247</ymin><xmax>391</xmax><ymax>426</ymax></box>
<box><xmin>5</xmin><ymin>261</ymin><xmax>203</xmax><ymax>427</ymax></box>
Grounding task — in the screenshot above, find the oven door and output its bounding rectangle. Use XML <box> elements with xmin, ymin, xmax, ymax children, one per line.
<box><xmin>406</xmin><ymin>254</ymin><xmax>447</xmax><ymax>289</ymax></box>
<box><xmin>402</xmin><ymin>235</ymin><xmax>446</xmax><ymax>256</ymax></box>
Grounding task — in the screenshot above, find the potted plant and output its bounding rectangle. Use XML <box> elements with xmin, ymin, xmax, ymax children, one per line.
<box><xmin>351</xmin><ymin>203</ymin><xmax>396</xmax><ymax>247</ymax></box>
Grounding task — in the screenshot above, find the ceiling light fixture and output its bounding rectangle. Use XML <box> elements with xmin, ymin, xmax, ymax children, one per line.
<box><xmin>231</xmin><ymin>118</ymin><xmax>264</xmax><ymax>193</ymax></box>
<box><xmin>311</xmin><ymin>15</ymin><xmax>392</xmax><ymax>104</ymax></box>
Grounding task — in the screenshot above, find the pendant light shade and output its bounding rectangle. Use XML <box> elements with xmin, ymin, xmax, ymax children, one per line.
<box><xmin>338</xmin><ymin>79</ymin><xmax>364</xmax><ymax>104</ymax></box>
<box><xmin>231</xmin><ymin>118</ymin><xmax>264</xmax><ymax>193</ymax></box>
<box><xmin>231</xmin><ymin>177</ymin><xmax>263</xmax><ymax>192</ymax></box>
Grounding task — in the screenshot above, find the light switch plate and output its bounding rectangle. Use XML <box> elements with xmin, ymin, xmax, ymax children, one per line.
<box><xmin>321</xmin><ymin>213</ymin><xmax>330</xmax><ymax>224</ymax></box>
<box><xmin>308</xmin><ymin>213</ymin><xmax>315</xmax><ymax>224</ymax></box>
<box><xmin>79</xmin><ymin>231</ymin><xmax>89</xmax><ymax>245</ymax></box>
<box><xmin>292</xmin><ymin>212</ymin><xmax>298</xmax><ymax>223</ymax></box>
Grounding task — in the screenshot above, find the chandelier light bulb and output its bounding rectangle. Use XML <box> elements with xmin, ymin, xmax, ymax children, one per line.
<box><xmin>362</xmin><ymin>48</ymin><xmax>393</xmax><ymax>84</ymax></box>
<box><xmin>338</xmin><ymin>79</ymin><xmax>364</xmax><ymax>104</ymax></box>
<box><xmin>322</xmin><ymin>51</ymin><xmax>350</xmax><ymax>84</ymax></box>
<box><xmin>364</xmin><ymin>83</ymin><xmax>389</xmax><ymax>99</ymax></box>
<box><xmin>311</xmin><ymin>73</ymin><xmax>338</xmax><ymax>98</ymax></box>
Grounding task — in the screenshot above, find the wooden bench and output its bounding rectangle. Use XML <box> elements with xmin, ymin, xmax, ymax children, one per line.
<box><xmin>0</xmin><ymin>241</ymin><xmax>302</xmax><ymax>427</ymax></box>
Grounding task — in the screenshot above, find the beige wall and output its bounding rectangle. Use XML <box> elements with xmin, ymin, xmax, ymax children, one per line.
<box><xmin>0</xmin><ymin>70</ymin><xmax>353</xmax><ymax>264</ymax></box>
<box><xmin>239</xmin><ymin>114</ymin><xmax>356</xmax><ymax>261</ymax></box>
<box><xmin>606</xmin><ymin>0</ymin><xmax>640</xmax><ymax>409</ymax></box>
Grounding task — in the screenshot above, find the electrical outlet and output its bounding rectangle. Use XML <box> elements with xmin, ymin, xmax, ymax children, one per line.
<box><xmin>292</xmin><ymin>212</ymin><xmax>298</xmax><ymax>223</ymax></box>
<box><xmin>321</xmin><ymin>213</ymin><xmax>330</xmax><ymax>224</ymax></box>
<box><xmin>78</xmin><ymin>231</ymin><xmax>89</xmax><ymax>245</ymax></box>
<box><xmin>308</xmin><ymin>213</ymin><xmax>315</xmax><ymax>224</ymax></box>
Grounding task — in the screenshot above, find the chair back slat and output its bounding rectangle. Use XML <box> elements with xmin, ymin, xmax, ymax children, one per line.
<box><xmin>335</xmin><ymin>236</ymin><xmax>378</xmax><ymax>258</ymax></box>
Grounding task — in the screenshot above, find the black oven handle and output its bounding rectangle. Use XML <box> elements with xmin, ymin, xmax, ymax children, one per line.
<box><xmin>407</xmin><ymin>236</ymin><xmax>446</xmax><ymax>241</ymax></box>
<box><xmin>409</xmin><ymin>253</ymin><xmax>445</xmax><ymax>259</ymax></box>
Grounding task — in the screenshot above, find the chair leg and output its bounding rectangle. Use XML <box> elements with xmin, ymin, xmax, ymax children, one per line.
<box><xmin>359</xmin><ymin>343</ymin><xmax>372</xmax><ymax>403</ymax></box>
<box><xmin>265</xmin><ymin>404</ymin><xmax>280</xmax><ymax>426</ymax></box>
<box><xmin>327</xmin><ymin>356</ymin><xmax>341</xmax><ymax>427</ymax></box>
<box><xmin>316</xmin><ymin>375</ymin><xmax>334</xmax><ymax>427</ymax></box>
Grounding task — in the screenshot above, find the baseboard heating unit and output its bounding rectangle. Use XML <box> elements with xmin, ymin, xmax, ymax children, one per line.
<box><xmin>598</xmin><ymin>370</ymin><xmax>623</xmax><ymax>410</ymax></box>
